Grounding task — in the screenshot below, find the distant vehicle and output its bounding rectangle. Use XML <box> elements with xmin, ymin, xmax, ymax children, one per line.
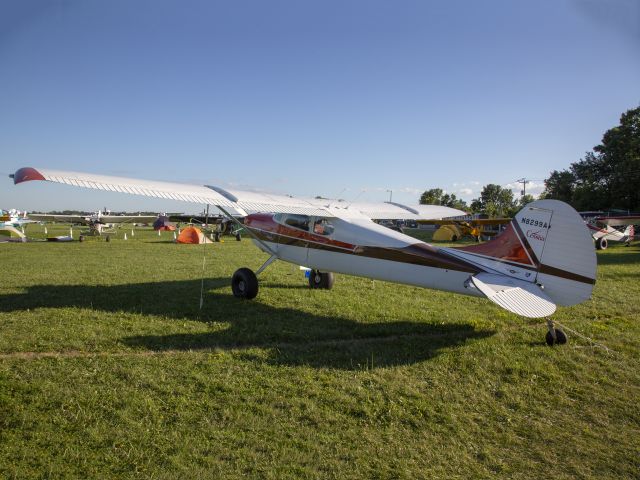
<box><xmin>12</xmin><ymin>167</ymin><xmax>597</xmax><ymax>345</ymax></box>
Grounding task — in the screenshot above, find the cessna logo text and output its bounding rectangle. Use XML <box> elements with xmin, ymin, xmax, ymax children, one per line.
<box><xmin>526</xmin><ymin>230</ymin><xmax>545</xmax><ymax>242</ymax></box>
<box><xmin>521</xmin><ymin>217</ymin><xmax>548</xmax><ymax>229</ymax></box>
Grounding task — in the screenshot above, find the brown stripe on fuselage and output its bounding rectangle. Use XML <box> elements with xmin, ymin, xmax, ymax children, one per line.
<box><xmin>537</xmin><ymin>264</ymin><xmax>596</xmax><ymax>285</ymax></box>
<box><xmin>247</xmin><ymin>226</ymin><xmax>481</xmax><ymax>274</ymax></box>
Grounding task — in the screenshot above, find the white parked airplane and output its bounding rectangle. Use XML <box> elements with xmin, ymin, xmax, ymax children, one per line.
<box><xmin>11</xmin><ymin>167</ymin><xmax>597</xmax><ymax>345</ymax></box>
<box><xmin>0</xmin><ymin>209</ymin><xmax>36</xmax><ymax>228</ymax></box>
<box><xmin>580</xmin><ymin>213</ymin><xmax>638</xmax><ymax>250</ymax></box>
<box><xmin>27</xmin><ymin>209</ymin><xmax>158</xmax><ymax>235</ymax></box>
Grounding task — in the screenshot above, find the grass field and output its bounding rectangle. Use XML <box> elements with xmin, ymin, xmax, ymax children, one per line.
<box><xmin>1</xmin><ymin>224</ymin><xmax>639</xmax><ymax>479</ymax></box>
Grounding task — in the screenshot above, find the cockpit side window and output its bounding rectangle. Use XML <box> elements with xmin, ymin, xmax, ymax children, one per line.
<box><xmin>313</xmin><ymin>218</ymin><xmax>334</xmax><ymax>236</ymax></box>
<box><xmin>276</xmin><ymin>214</ymin><xmax>310</xmax><ymax>231</ymax></box>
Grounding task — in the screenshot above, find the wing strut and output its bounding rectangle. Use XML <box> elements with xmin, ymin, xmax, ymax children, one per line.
<box><xmin>216</xmin><ymin>205</ymin><xmax>277</xmax><ymax>256</ymax></box>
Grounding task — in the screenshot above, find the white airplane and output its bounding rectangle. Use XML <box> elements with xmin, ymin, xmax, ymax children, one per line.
<box><xmin>0</xmin><ymin>209</ymin><xmax>36</xmax><ymax>228</ymax></box>
<box><xmin>580</xmin><ymin>212</ymin><xmax>638</xmax><ymax>250</ymax></box>
<box><xmin>11</xmin><ymin>167</ymin><xmax>597</xmax><ymax>345</ymax></box>
<box><xmin>27</xmin><ymin>209</ymin><xmax>158</xmax><ymax>236</ymax></box>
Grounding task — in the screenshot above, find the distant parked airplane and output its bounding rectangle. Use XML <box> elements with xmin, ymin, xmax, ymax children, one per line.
<box><xmin>28</xmin><ymin>209</ymin><xmax>158</xmax><ymax>236</ymax></box>
<box><xmin>580</xmin><ymin>212</ymin><xmax>638</xmax><ymax>249</ymax></box>
<box><xmin>0</xmin><ymin>209</ymin><xmax>36</xmax><ymax>228</ymax></box>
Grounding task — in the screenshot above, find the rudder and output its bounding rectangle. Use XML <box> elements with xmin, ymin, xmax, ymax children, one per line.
<box><xmin>513</xmin><ymin>199</ymin><xmax>596</xmax><ymax>306</ymax></box>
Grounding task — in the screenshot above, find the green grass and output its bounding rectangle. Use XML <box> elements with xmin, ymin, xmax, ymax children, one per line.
<box><xmin>1</xmin><ymin>224</ymin><xmax>639</xmax><ymax>479</ymax></box>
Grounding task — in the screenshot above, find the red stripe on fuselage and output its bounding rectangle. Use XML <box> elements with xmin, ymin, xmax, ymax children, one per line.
<box><xmin>245</xmin><ymin>213</ymin><xmax>356</xmax><ymax>250</ymax></box>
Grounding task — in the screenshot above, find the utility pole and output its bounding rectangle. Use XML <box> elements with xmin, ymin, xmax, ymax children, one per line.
<box><xmin>516</xmin><ymin>178</ymin><xmax>529</xmax><ymax>197</ymax></box>
<box><xmin>386</xmin><ymin>189</ymin><xmax>393</xmax><ymax>202</ymax></box>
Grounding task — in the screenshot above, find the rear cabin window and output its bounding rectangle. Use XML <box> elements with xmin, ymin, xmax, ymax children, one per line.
<box><xmin>274</xmin><ymin>214</ymin><xmax>310</xmax><ymax>231</ymax></box>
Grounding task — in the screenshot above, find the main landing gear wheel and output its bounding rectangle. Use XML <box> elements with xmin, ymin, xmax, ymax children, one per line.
<box><xmin>235</xmin><ymin>232</ymin><xmax>242</xmax><ymax>241</ymax></box>
<box><xmin>308</xmin><ymin>270</ymin><xmax>334</xmax><ymax>290</ymax></box>
<box><xmin>214</xmin><ymin>232</ymin><xmax>221</xmax><ymax>242</ymax></box>
<box><xmin>231</xmin><ymin>268</ymin><xmax>258</xmax><ymax>299</ymax></box>
<box><xmin>596</xmin><ymin>237</ymin><xmax>608</xmax><ymax>250</ymax></box>
<box><xmin>545</xmin><ymin>319</ymin><xmax>568</xmax><ymax>346</ymax></box>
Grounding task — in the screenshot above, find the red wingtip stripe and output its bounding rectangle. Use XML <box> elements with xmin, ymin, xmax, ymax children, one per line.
<box><xmin>13</xmin><ymin>167</ymin><xmax>46</xmax><ymax>184</ymax></box>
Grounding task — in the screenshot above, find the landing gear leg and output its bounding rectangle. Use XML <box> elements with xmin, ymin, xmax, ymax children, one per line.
<box><xmin>545</xmin><ymin>318</ymin><xmax>568</xmax><ymax>346</ymax></box>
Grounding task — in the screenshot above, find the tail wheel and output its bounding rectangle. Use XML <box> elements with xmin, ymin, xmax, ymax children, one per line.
<box><xmin>308</xmin><ymin>270</ymin><xmax>335</xmax><ymax>290</ymax></box>
<box><xmin>545</xmin><ymin>328</ymin><xmax>568</xmax><ymax>346</ymax></box>
<box><xmin>231</xmin><ymin>268</ymin><xmax>259</xmax><ymax>299</ymax></box>
<box><xmin>597</xmin><ymin>237</ymin><xmax>608</xmax><ymax>250</ymax></box>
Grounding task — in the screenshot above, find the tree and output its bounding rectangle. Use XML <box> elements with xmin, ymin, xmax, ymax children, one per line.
<box><xmin>419</xmin><ymin>188</ymin><xmax>467</xmax><ymax>210</ymax></box>
<box><xmin>517</xmin><ymin>194</ymin><xmax>535</xmax><ymax>209</ymax></box>
<box><xmin>441</xmin><ymin>193</ymin><xmax>468</xmax><ymax>211</ymax></box>
<box><xmin>541</xmin><ymin>170</ymin><xmax>575</xmax><ymax>202</ymax></box>
<box><xmin>419</xmin><ymin>188</ymin><xmax>443</xmax><ymax>205</ymax></box>
<box><xmin>541</xmin><ymin>106</ymin><xmax>640</xmax><ymax>211</ymax></box>
<box><xmin>470</xmin><ymin>184</ymin><xmax>516</xmax><ymax>217</ymax></box>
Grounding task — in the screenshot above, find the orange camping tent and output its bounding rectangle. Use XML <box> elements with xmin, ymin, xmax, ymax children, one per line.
<box><xmin>176</xmin><ymin>226</ymin><xmax>211</xmax><ymax>244</ymax></box>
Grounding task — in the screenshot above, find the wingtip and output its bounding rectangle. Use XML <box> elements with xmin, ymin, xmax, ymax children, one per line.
<box><xmin>12</xmin><ymin>167</ymin><xmax>46</xmax><ymax>184</ymax></box>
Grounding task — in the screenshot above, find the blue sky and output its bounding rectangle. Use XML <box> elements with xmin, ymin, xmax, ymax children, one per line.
<box><xmin>1</xmin><ymin>0</ymin><xmax>638</xmax><ymax>213</ymax></box>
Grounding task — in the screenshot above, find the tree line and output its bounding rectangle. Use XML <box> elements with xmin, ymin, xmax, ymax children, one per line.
<box><xmin>419</xmin><ymin>106</ymin><xmax>639</xmax><ymax>216</ymax></box>
<box><xmin>542</xmin><ymin>106</ymin><xmax>639</xmax><ymax>212</ymax></box>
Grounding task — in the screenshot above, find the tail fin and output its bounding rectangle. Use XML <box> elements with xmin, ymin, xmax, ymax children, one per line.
<box><xmin>459</xmin><ymin>199</ymin><xmax>596</xmax><ymax>307</ymax></box>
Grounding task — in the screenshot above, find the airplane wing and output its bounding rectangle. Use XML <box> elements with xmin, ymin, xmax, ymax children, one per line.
<box><xmin>595</xmin><ymin>215</ymin><xmax>640</xmax><ymax>227</ymax></box>
<box><xmin>27</xmin><ymin>213</ymin><xmax>88</xmax><ymax>224</ymax></box>
<box><xmin>351</xmin><ymin>201</ymin><xmax>466</xmax><ymax>220</ymax></box>
<box><xmin>12</xmin><ymin>167</ymin><xmax>330</xmax><ymax>217</ymax></box>
<box><xmin>11</xmin><ymin>167</ymin><xmax>465</xmax><ymax>221</ymax></box>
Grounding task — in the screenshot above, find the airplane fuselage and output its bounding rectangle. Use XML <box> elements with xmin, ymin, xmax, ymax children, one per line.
<box><xmin>244</xmin><ymin>212</ymin><xmax>485</xmax><ymax>298</ymax></box>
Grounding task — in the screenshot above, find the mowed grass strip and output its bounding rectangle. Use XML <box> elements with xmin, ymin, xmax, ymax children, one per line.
<box><xmin>0</xmin><ymin>224</ymin><xmax>639</xmax><ymax>479</ymax></box>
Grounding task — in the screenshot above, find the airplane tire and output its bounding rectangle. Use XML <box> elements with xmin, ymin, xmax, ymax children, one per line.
<box><xmin>451</xmin><ymin>235</ymin><xmax>458</xmax><ymax>242</ymax></box>
<box><xmin>597</xmin><ymin>238</ymin><xmax>608</xmax><ymax>250</ymax></box>
<box><xmin>545</xmin><ymin>328</ymin><xmax>568</xmax><ymax>346</ymax></box>
<box><xmin>105</xmin><ymin>235</ymin><xmax>111</xmax><ymax>243</ymax></box>
<box><xmin>214</xmin><ymin>232</ymin><xmax>221</xmax><ymax>242</ymax></box>
<box><xmin>308</xmin><ymin>270</ymin><xmax>334</xmax><ymax>290</ymax></box>
<box><xmin>79</xmin><ymin>235</ymin><xmax>85</xmax><ymax>242</ymax></box>
<box><xmin>231</xmin><ymin>268</ymin><xmax>258</xmax><ymax>299</ymax></box>
<box><xmin>236</xmin><ymin>232</ymin><xmax>242</xmax><ymax>241</ymax></box>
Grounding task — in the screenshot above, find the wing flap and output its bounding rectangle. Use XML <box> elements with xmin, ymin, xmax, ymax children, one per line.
<box><xmin>470</xmin><ymin>273</ymin><xmax>556</xmax><ymax>318</ymax></box>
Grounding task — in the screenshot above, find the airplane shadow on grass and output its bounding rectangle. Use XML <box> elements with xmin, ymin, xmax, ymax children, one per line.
<box><xmin>0</xmin><ymin>279</ymin><xmax>494</xmax><ymax>369</ymax></box>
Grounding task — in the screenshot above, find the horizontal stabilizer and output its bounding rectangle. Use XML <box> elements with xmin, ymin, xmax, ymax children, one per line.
<box><xmin>470</xmin><ymin>273</ymin><xmax>556</xmax><ymax>318</ymax></box>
